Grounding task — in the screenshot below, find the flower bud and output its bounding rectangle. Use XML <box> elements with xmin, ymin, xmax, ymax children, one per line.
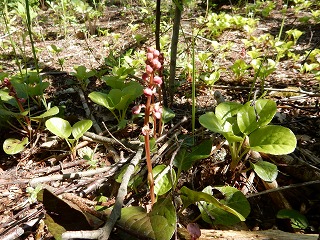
<box><xmin>147</xmin><ymin>52</ymin><xmax>154</xmax><ymax>61</ymax></box>
<box><xmin>3</xmin><ymin>78</ymin><xmax>11</xmax><ymax>87</ymax></box>
<box><xmin>18</xmin><ymin>98</ymin><xmax>26</xmax><ymax>103</ymax></box>
<box><xmin>153</xmin><ymin>49</ymin><xmax>160</xmax><ymax>58</ymax></box>
<box><xmin>153</xmin><ymin>76</ymin><xmax>162</xmax><ymax>85</ymax></box>
<box><xmin>147</xmin><ymin>47</ymin><xmax>155</xmax><ymax>53</ymax></box>
<box><xmin>143</xmin><ymin>87</ymin><xmax>153</xmax><ymax>96</ymax></box>
<box><xmin>151</xmin><ymin>59</ymin><xmax>162</xmax><ymax>70</ymax></box>
<box><xmin>142</xmin><ymin>72</ymin><xmax>149</xmax><ymax>81</ymax></box>
<box><xmin>146</xmin><ymin>65</ymin><xmax>153</xmax><ymax>74</ymax></box>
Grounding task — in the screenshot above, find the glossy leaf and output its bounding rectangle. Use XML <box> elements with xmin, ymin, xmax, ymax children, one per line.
<box><xmin>199</xmin><ymin>112</ymin><xmax>224</xmax><ymax>133</ymax></box>
<box><xmin>173</xmin><ymin>139</ymin><xmax>212</xmax><ymax>174</ymax></box>
<box><xmin>72</xmin><ymin>120</ymin><xmax>92</xmax><ymax>140</ymax></box>
<box><xmin>31</xmin><ymin>106</ymin><xmax>59</xmax><ymax>121</ymax></box>
<box><xmin>180</xmin><ymin>186</ymin><xmax>246</xmax><ymax>222</ymax></box>
<box><xmin>3</xmin><ymin>137</ymin><xmax>28</xmax><ymax>155</ymax></box>
<box><xmin>153</xmin><ymin>165</ymin><xmax>176</xmax><ymax>196</ymax></box>
<box><xmin>197</xmin><ymin>186</ymin><xmax>250</xmax><ymax>225</ymax></box>
<box><xmin>45</xmin><ymin>117</ymin><xmax>72</xmax><ymax>139</ymax></box>
<box><xmin>215</xmin><ymin>101</ymin><xmax>242</xmax><ymax>121</ymax></box>
<box><xmin>238</xmin><ymin>99</ymin><xmax>277</xmax><ymax>135</ymax></box>
<box><xmin>118</xmin><ymin>198</ymin><xmax>176</xmax><ymax>240</ymax></box>
<box><xmin>251</xmin><ymin>160</ymin><xmax>278</xmax><ymax>182</ymax></box>
<box><xmin>249</xmin><ymin>125</ymin><xmax>297</xmax><ymax>154</ymax></box>
<box><xmin>88</xmin><ymin>92</ymin><xmax>109</xmax><ymax>109</ymax></box>
<box><xmin>162</xmin><ymin>107</ymin><xmax>175</xmax><ymax>124</ymax></box>
<box><xmin>199</xmin><ymin>113</ymin><xmax>243</xmax><ymax>143</ymax></box>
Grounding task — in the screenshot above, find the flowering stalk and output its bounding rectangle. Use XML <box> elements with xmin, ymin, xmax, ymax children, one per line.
<box><xmin>133</xmin><ymin>47</ymin><xmax>164</xmax><ymax>206</ymax></box>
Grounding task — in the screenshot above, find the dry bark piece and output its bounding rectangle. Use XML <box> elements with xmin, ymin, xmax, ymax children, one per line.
<box><xmin>198</xmin><ymin>229</ymin><xmax>318</xmax><ymax>240</ymax></box>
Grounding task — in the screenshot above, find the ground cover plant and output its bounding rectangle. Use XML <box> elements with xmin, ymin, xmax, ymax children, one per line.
<box><xmin>0</xmin><ymin>0</ymin><xmax>320</xmax><ymax>239</ymax></box>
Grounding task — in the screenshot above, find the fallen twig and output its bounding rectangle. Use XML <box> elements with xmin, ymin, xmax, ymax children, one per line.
<box><xmin>61</xmin><ymin>147</ymin><xmax>144</xmax><ymax>240</ymax></box>
<box><xmin>29</xmin><ymin>157</ymin><xmax>129</xmax><ymax>187</ymax></box>
<box><xmin>247</xmin><ymin>180</ymin><xmax>320</xmax><ymax>198</ymax></box>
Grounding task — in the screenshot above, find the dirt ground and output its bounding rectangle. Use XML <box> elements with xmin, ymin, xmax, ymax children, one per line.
<box><xmin>0</xmin><ymin>1</ymin><xmax>320</xmax><ymax>239</ymax></box>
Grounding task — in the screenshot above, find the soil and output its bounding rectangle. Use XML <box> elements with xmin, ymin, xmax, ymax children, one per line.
<box><xmin>0</xmin><ymin>1</ymin><xmax>320</xmax><ymax>240</ymax></box>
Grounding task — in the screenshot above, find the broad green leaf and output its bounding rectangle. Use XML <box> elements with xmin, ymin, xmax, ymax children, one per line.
<box><xmin>180</xmin><ymin>186</ymin><xmax>245</xmax><ymax>222</ymax></box>
<box><xmin>103</xmin><ymin>76</ymin><xmax>126</xmax><ymax>89</ymax></box>
<box><xmin>31</xmin><ymin>106</ymin><xmax>59</xmax><ymax>120</ymax></box>
<box><xmin>122</xmin><ymin>81</ymin><xmax>143</xmax><ymax>101</ymax></box>
<box><xmin>153</xmin><ymin>165</ymin><xmax>176</xmax><ymax>196</ymax></box>
<box><xmin>238</xmin><ymin>99</ymin><xmax>277</xmax><ymax>135</ymax></box>
<box><xmin>3</xmin><ymin>137</ymin><xmax>28</xmax><ymax>154</ymax></box>
<box><xmin>249</xmin><ymin>125</ymin><xmax>297</xmax><ymax>154</ymax></box>
<box><xmin>251</xmin><ymin>160</ymin><xmax>278</xmax><ymax>182</ymax></box>
<box><xmin>173</xmin><ymin>140</ymin><xmax>212</xmax><ymax>174</ymax></box>
<box><xmin>45</xmin><ymin>117</ymin><xmax>72</xmax><ymax>139</ymax></box>
<box><xmin>88</xmin><ymin>92</ymin><xmax>109</xmax><ymax>108</ymax></box>
<box><xmin>277</xmin><ymin>209</ymin><xmax>309</xmax><ymax>229</ymax></box>
<box><xmin>199</xmin><ymin>112</ymin><xmax>224</xmax><ymax>133</ymax></box>
<box><xmin>106</xmin><ymin>89</ymin><xmax>123</xmax><ymax>110</ymax></box>
<box><xmin>215</xmin><ymin>102</ymin><xmax>242</xmax><ymax>121</ymax></box>
<box><xmin>72</xmin><ymin>120</ymin><xmax>92</xmax><ymax>140</ymax></box>
<box><xmin>162</xmin><ymin>107</ymin><xmax>175</xmax><ymax>124</ymax></box>
<box><xmin>198</xmin><ymin>186</ymin><xmax>250</xmax><ymax>225</ymax></box>
<box><xmin>118</xmin><ymin>198</ymin><xmax>176</xmax><ymax>240</ymax></box>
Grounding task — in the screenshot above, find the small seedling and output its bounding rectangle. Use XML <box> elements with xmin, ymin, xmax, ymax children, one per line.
<box><xmin>45</xmin><ymin>117</ymin><xmax>92</xmax><ymax>160</ymax></box>
<box><xmin>71</xmin><ymin>65</ymin><xmax>96</xmax><ymax>91</ymax></box>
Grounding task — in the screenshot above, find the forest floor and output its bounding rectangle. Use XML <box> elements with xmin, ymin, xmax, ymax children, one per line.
<box><xmin>0</xmin><ymin>2</ymin><xmax>320</xmax><ymax>240</ymax></box>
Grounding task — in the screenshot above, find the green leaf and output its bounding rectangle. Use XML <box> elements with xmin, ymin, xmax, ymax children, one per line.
<box><xmin>118</xmin><ymin>198</ymin><xmax>176</xmax><ymax>240</ymax></box>
<box><xmin>153</xmin><ymin>165</ymin><xmax>176</xmax><ymax>196</ymax></box>
<box><xmin>45</xmin><ymin>117</ymin><xmax>72</xmax><ymax>139</ymax></box>
<box><xmin>251</xmin><ymin>160</ymin><xmax>278</xmax><ymax>182</ymax></box>
<box><xmin>122</xmin><ymin>81</ymin><xmax>143</xmax><ymax>101</ymax></box>
<box><xmin>198</xmin><ymin>186</ymin><xmax>250</xmax><ymax>226</ymax></box>
<box><xmin>162</xmin><ymin>107</ymin><xmax>175</xmax><ymax>124</ymax></box>
<box><xmin>238</xmin><ymin>99</ymin><xmax>277</xmax><ymax>135</ymax></box>
<box><xmin>199</xmin><ymin>106</ymin><xmax>244</xmax><ymax>143</ymax></box>
<box><xmin>3</xmin><ymin>137</ymin><xmax>28</xmax><ymax>154</ymax></box>
<box><xmin>180</xmin><ymin>186</ymin><xmax>246</xmax><ymax>222</ymax></box>
<box><xmin>249</xmin><ymin>125</ymin><xmax>297</xmax><ymax>154</ymax></box>
<box><xmin>215</xmin><ymin>102</ymin><xmax>242</xmax><ymax>121</ymax></box>
<box><xmin>173</xmin><ymin>140</ymin><xmax>212</xmax><ymax>174</ymax></box>
<box><xmin>72</xmin><ymin>120</ymin><xmax>92</xmax><ymax>140</ymax></box>
<box><xmin>88</xmin><ymin>92</ymin><xmax>109</xmax><ymax>109</ymax></box>
<box><xmin>277</xmin><ymin>209</ymin><xmax>309</xmax><ymax>229</ymax></box>
<box><xmin>199</xmin><ymin>112</ymin><xmax>224</xmax><ymax>133</ymax></box>
<box><xmin>31</xmin><ymin>106</ymin><xmax>59</xmax><ymax>121</ymax></box>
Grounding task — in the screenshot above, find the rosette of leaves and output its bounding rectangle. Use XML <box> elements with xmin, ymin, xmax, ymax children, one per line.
<box><xmin>199</xmin><ymin>99</ymin><xmax>297</xmax><ymax>181</ymax></box>
<box><xmin>89</xmin><ymin>68</ymin><xmax>143</xmax><ymax>129</ymax></box>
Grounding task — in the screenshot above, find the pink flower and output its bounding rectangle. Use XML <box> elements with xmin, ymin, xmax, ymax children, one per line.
<box><xmin>132</xmin><ymin>104</ymin><xmax>145</xmax><ymax>114</ymax></box>
<box><xmin>146</xmin><ymin>65</ymin><xmax>153</xmax><ymax>74</ymax></box>
<box><xmin>142</xmin><ymin>125</ymin><xmax>150</xmax><ymax>135</ymax></box>
<box><xmin>143</xmin><ymin>87</ymin><xmax>153</xmax><ymax>96</ymax></box>
<box><xmin>153</xmin><ymin>102</ymin><xmax>162</xmax><ymax>119</ymax></box>
<box><xmin>147</xmin><ymin>52</ymin><xmax>154</xmax><ymax>61</ymax></box>
<box><xmin>153</xmin><ymin>49</ymin><xmax>160</xmax><ymax>58</ymax></box>
<box><xmin>153</xmin><ymin>76</ymin><xmax>162</xmax><ymax>85</ymax></box>
<box><xmin>147</xmin><ymin>47</ymin><xmax>155</xmax><ymax>53</ymax></box>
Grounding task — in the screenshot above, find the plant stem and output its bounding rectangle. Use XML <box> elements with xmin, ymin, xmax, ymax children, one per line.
<box><xmin>168</xmin><ymin>0</ymin><xmax>182</xmax><ymax>105</ymax></box>
<box><xmin>144</xmin><ymin>75</ymin><xmax>155</xmax><ymax>205</ymax></box>
<box><xmin>25</xmin><ymin>0</ymin><xmax>40</xmax><ymax>77</ymax></box>
<box><xmin>191</xmin><ymin>27</ymin><xmax>196</xmax><ymax>144</ymax></box>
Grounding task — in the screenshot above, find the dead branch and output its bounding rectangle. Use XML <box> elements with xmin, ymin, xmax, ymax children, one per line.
<box><xmin>61</xmin><ymin>147</ymin><xmax>144</xmax><ymax>240</ymax></box>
